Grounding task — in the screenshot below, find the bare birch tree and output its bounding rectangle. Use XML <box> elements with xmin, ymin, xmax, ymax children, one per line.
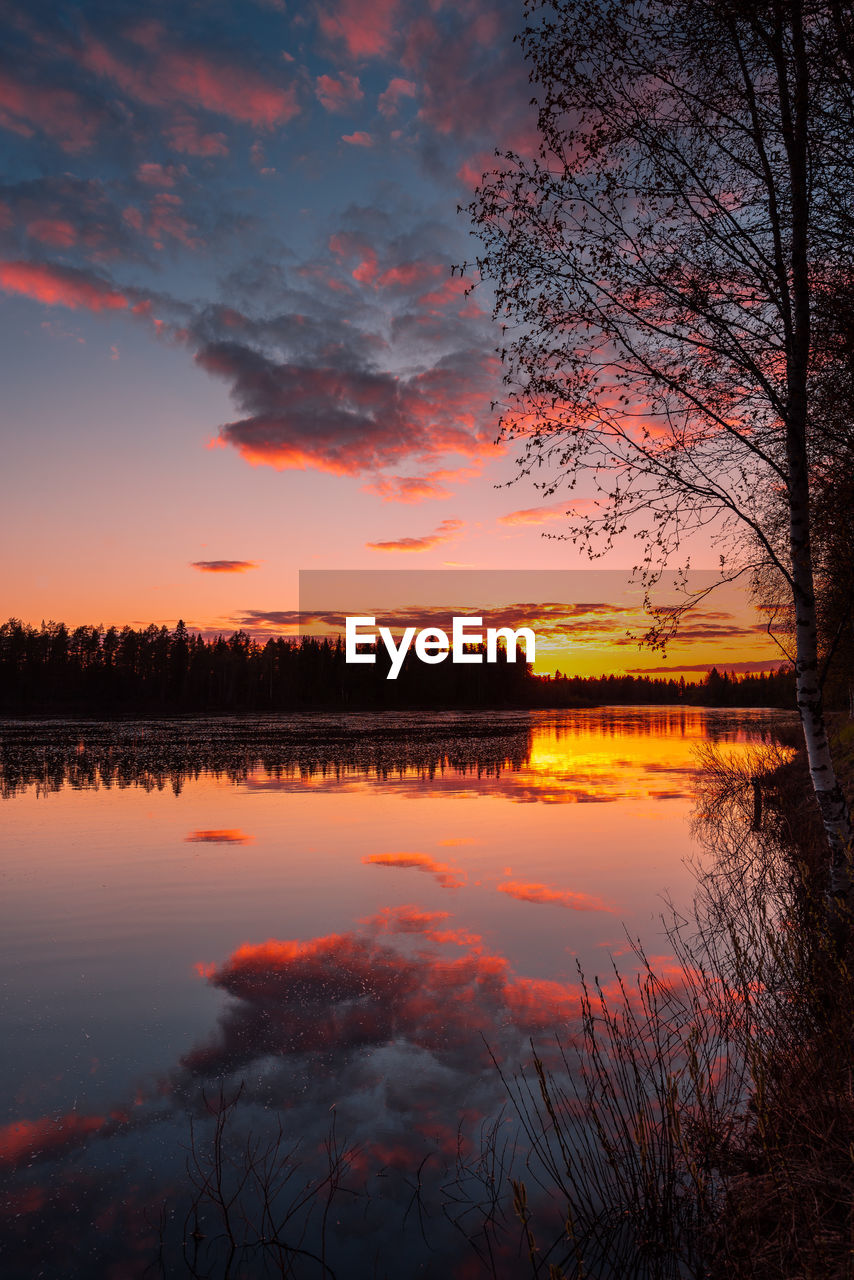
<box><xmin>467</xmin><ymin>0</ymin><xmax>854</xmax><ymax>908</ymax></box>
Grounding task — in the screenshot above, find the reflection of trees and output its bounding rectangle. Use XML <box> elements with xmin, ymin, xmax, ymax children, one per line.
<box><xmin>0</xmin><ymin>710</ymin><xmax>790</xmax><ymax>799</ymax></box>
<box><xmin>0</xmin><ymin>716</ymin><xmax>534</xmax><ymax>798</ymax></box>
<box><xmin>180</xmin><ymin>1085</ymin><xmax>360</xmax><ymax>1280</ymax></box>
<box><xmin>166</xmin><ymin>1084</ymin><xmax>536</xmax><ymax>1280</ymax></box>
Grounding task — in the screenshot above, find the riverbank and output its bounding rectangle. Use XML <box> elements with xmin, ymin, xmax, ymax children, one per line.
<box><xmin>511</xmin><ymin>715</ymin><xmax>854</xmax><ymax>1278</ymax></box>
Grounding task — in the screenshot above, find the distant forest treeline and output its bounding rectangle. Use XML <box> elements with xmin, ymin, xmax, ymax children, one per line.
<box><xmin>0</xmin><ymin>617</ymin><xmax>796</xmax><ymax>713</ymax></box>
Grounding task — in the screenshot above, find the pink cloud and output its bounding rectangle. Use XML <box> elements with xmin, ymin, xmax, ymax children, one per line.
<box><xmin>147</xmin><ymin>192</ymin><xmax>201</xmax><ymax>250</ymax></box>
<box><xmin>81</xmin><ymin>26</ymin><xmax>300</xmax><ymax>129</ymax></box>
<box><xmin>497</xmin><ymin>881</ymin><xmax>613</xmax><ymax>913</ymax></box>
<box><xmin>377</xmin><ymin>260</ymin><xmax>443</xmax><ymax>289</ymax></box>
<box><xmin>399</xmin><ymin>3</ymin><xmax>539</xmax><ymax>168</ymax></box>
<box><xmin>363</xmin><ymin>464</ymin><xmax>481</xmax><ymax>503</ymax></box>
<box><xmin>365</xmin><ymin>905</ymin><xmax>482</xmax><ymax>949</ymax></box>
<box><xmin>0</xmin><ymin>70</ymin><xmax>101</xmax><ymax>152</ymax></box>
<box><xmin>315</xmin><ymin>73</ymin><xmax>364</xmax><ymax>113</ymax></box>
<box><xmin>328</xmin><ymin>231</ymin><xmax>357</xmax><ymax>258</ymax></box>
<box><xmin>136</xmin><ymin>162</ymin><xmax>187</xmax><ymax>187</ymax></box>
<box><xmin>164</xmin><ymin>114</ymin><xmax>229</xmax><ymax>156</ymax></box>
<box><xmin>342</xmin><ymin>130</ymin><xmax>373</xmax><ymax>147</ymax></box>
<box><xmin>0</xmin><ymin>260</ymin><xmax>129</xmax><ymax>311</ymax></box>
<box><xmin>418</xmin><ymin>276</ymin><xmax>470</xmax><ymax>309</ymax></box>
<box><xmin>378</xmin><ymin>76</ymin><xmax>417</xmax><ymax>116</ymax></box>
<box><xmin>457</xmin><ymin>149</ymin><xmax>500</xmax><ymax>190</ymax></box>
<box><xmin>332</xmin><ymin>232</ymin><xmax>435</xmax><ymax>290</ymax></box>
<box><xmin>352</xmin><ymin>248</ymin><xmax>378</xmax><ymax>283</ymax></box>
<box><xmin>366</xmin><ymin>517</ymin><xmax>464</xmax><ymax>552</ymax></box>
<box><xmin>364</xmin><ymin>474</ymin><xmax>455</xmax><ymax>502</ymax></box>
<box><xmin>123</xmin><ymin>206</ymin><xmax>144</xmax><ymax>232</ymax></box>
<box><xmin>318</xmin><ymin>0</ymin><xmax>399</xmax><ymax>58</ymax></box>
<box><xmin>329</xmin><ymin>242</ymin><xmax>446</xmax><ymax>294</ymax></box>
<box><xmin>120</xmin><ymin>193</ymin><xmax>201</xmax><ymax>251</ymax></box>
<box><xmin>26</xmin><ymin>219</ymin><xmax>77</xmax><ymax>248</ymax></box>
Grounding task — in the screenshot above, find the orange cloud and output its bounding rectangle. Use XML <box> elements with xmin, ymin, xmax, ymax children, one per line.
<box><xmin>184</xmin><ymin>829</ymin><xmax>254</xmax><ymax>844</ymax></box>
<box><xmin>366</xmin><ymin>518</ymin><xmax>464</xmax><ymax>552</ymax></box>
<box><xmin>184</xmin><ymin>923</ymin><xmax>584</xmax><ymax>1079</ymax></box>
<box><xmin>342</xmin><ymin>131</ymin><xmax>373</xmax><ymax>147</ymax></box>
<box><xmin>362</xmin><ymin>851</ymin><xmax>465</xmax><ymax>888</ymax></box>
<box><xmin>190</xmin><ymin>559</ymin><xmax>259</xmax><ymax>573</ymax></box>
<box><xmin>497</xmin><ymin>880</ymin><xmax>613</xmax><ymax>912</ymax></box>
<box><xmin>362</xmin><ymin>905</ymin><xmax>483</xmax><ymax>948</ymax></box>
<box><xmin>365</xmin><ymin>904</ymin><xmax>451</xmax><ymax>934</ymax></box>
<box><xmin>498</xmin><ymin>499</ymin><xmax>598</xmax><ymax>526</ymax></box>
<box><xmin>0</xmin><ymin>260</ymin><xmax>129</xmax><ymax>311</ymax></box>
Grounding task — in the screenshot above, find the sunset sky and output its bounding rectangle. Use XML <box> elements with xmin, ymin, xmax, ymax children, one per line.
<box><xmin>0</xmin><ymin>0</ymin><xmax>783</xmax><ymax>675</ymax></box>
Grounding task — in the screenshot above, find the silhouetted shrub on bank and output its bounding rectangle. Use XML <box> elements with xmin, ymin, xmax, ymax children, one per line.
<box><xmin>500</xmin><ymin>725</ymin><xmax>854</xmax><ymax>1279</ymax></box>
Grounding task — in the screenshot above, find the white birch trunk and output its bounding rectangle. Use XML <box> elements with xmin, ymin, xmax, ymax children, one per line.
<box><xmin>785</xmin><ymin>1</ymin><xmax>853</xmax><ymax>917</ymax></box>
<box><xmin>790</xmin><ymin>500</ymin><xmax>854</xmax><ymax>905</ymax></box>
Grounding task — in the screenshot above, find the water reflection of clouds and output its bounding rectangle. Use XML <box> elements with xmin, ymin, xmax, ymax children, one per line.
<box><xmin>176</xmin><ymin>905</ymin><xmax>587</xmax><ymax>1173</ymax></box>
<box><xmin>0</xmin><ymin>1111</ymin><xmax>112</xmax><ymax>1169</ymax></box>
<box><xmin>184</xmin><ymin>828</ymin><xmax>254</xmax><ymax>844</ymax></box>
<box><xmin>0</xmin><ymin>903</ymin><xmax>701</xmax><ymax>1277</ymax></box>
<box><xmin>497</xmin><ymin>881</ymin><xmax>614</xmax><ymax>913</ymax></box>
<box><xmin>363</xmin><ymin>850</ymin><xmax>467</xmax><ymax>888</ymax></box>
<box><xmin>2</xmin><ymin>906</ymin><xmax>584</xmax><ymax>1173</ymax></box>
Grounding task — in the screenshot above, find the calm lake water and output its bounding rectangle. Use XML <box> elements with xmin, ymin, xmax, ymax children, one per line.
<box><xmin>0</xmin><ymin>708</ymin><xmax>792</xmax><ymax>1278</ymax></box>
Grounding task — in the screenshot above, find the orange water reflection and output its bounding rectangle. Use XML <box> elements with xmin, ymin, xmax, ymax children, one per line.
<box><xmin>0</xmin><ymin>709</ymin><xmax>789</xmax><ymax>993</ymax></box>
